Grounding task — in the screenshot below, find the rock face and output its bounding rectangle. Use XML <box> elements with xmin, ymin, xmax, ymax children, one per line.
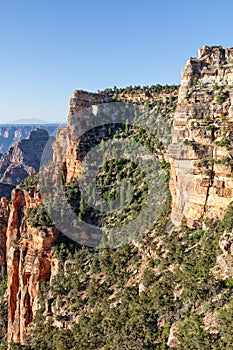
<box><xmin>53</xmin><ymin>90</ymin><xmax>113</xmax><ymax>182</ymax></box>
<box><xmin>6</xmin><ymin>189</ymin><xmax>58</xmax><ymax>344</ymax></box>
<box><xmin>0</xmin><ymin>124</ymin><xmax>58</xmax><ymax>154</ymax></box>
<box><xmin>167</xmin><ymin>323</ymin><xmax>179</xmax><ymax>348</ymax></box>
<box><xmin>211</xmin><ymin>231</ymin><xmax>233</xmax><ymax>280</ymax></box>
<box><xmin>0</xmin><ymin>129</ymin><xmax>50</xmax><ymax>187</ymax></box>
<box><xmin>169</xmin><ymin>46</ymin><xmax>233</xmax><ymax>227</ymax></box>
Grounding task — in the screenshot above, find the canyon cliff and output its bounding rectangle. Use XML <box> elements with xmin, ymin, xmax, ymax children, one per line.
<box><xmin>2</xmin><ymin>47</ymin><xmax>233</xmax><ymax>349</ymax></box>
<box><xmin>6</xmin><ymin>189</ymin><xmax>58</xmax><ymax>344</ymax></box>
<box><xmin>5</xmin><ymin>86</ymin><xmax>178</xmax><ymax>345</ymax></box>
<box><xmin>169</xmin><ymin>46</ymin><xmax>233</xmax><ymax>227</ymax></box>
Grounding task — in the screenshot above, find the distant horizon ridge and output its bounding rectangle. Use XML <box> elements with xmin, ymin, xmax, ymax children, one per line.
<box><xmin>6</xmin><ymin>118</ymin><xmax>62</xmax><ymax>125</ymax></box>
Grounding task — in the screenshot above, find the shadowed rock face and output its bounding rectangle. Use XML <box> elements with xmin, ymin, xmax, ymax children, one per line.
<box><xmin>0</xmin><ymin>184</ymin><xmax>15</xmax><ymax>201</ymax></box>
<box><xmin>0</xmin><ymin>197</ymin><xmax>10</xmax><ymax>275</ymax></box>
<box><xmin>0</xmin><ymin>129</ymin><xmax>51</xmax><ymax>187</ymax></box>
<box><xmin>169</xmin><ymin>45</ymin><xmax>233</xmax><ymax>227</ymax></box>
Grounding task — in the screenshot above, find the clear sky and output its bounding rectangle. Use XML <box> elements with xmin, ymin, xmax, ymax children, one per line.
<box><xmin>1</xmin><ymin>0</ymin><xmax>233</xmax><ymax>123</ymax></box>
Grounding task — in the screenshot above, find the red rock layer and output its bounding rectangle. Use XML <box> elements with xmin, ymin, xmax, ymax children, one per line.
<box><xmin>6</xmin><ymin>189</ymin><xmax>58</xmax><ymax>344</ymax></box>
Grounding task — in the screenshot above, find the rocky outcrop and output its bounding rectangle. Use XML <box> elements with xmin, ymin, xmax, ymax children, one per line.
<box><xmin>6</xmin><ymin>189</ymin><xmax>58</xmax><ymax>344</ymax></box>
<box><xmin>169</xmin><ymin>46</ymin><xmax>233</xmax><ymax>227</ymax></box>
<box><xmin>167</xmin><ymin>323</ymin><xmax>179</xmax><ymax>348</ymax></box>
<box><xmin>211</xmin><ymin>231</ymin><xmax>233</xmax><ymax>280</ymax></box>
<box><xmin>0</xmin><ymin>129</ymin><xmax>50</xmax><ymax>187</ymax></box>
<box><xmin>53</xmin><ymin>90</ymin><xmax>113</xmax><ymax>182</ymax></box>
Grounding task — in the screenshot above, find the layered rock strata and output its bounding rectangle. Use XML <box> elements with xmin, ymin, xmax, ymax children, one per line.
<box><xmin>169</xmin><ymin>46</ymin><xmax>233</xmax><ymax>227</ymax></box>
<box><xmin>53</xmin><ymin>90</ymin><xmax>114</xmax><ymax>182</ymax></box>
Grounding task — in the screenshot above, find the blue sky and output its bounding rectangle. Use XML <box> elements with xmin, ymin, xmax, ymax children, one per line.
<box><xmin>1</xmin><ymin>0</ymin><xmax>233</xmax><ymax>123</ymax></box>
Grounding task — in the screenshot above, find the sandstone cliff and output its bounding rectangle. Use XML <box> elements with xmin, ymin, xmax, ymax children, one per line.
<box><xmin>6</xmin><ymin>188</ymin><xmax>58</xmax><ymax>344</ymax></box>
<box><xmin>169</xmin><ymin>46</ymin><xmax>233</xmax><ymax>227</ymax></box>
<box><xmin>52</xmin><ymin>90</ymin><xmax>113</xmax><ymax>182</ymax></box>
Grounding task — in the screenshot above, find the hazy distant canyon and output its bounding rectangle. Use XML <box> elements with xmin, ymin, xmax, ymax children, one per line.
<box><xmin>0</xmin><ymin>124</ymin><xmax>58</xmax><ymax>154</ymax></box>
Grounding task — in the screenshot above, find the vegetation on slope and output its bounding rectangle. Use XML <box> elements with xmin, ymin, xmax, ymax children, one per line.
<box><xmin>3</xmin><ymin>85</ymin><xmax>233</xmax><ymax>349</ymax></box>
<box><xmin>13</xmin><ymin>200</ymin><xmax>233</xmax><ymax>350</ymax></box>
<box><xmin>13</xmin><ymin>155</ymin><xmax>233</xmax><ymax>349</ymax></box>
